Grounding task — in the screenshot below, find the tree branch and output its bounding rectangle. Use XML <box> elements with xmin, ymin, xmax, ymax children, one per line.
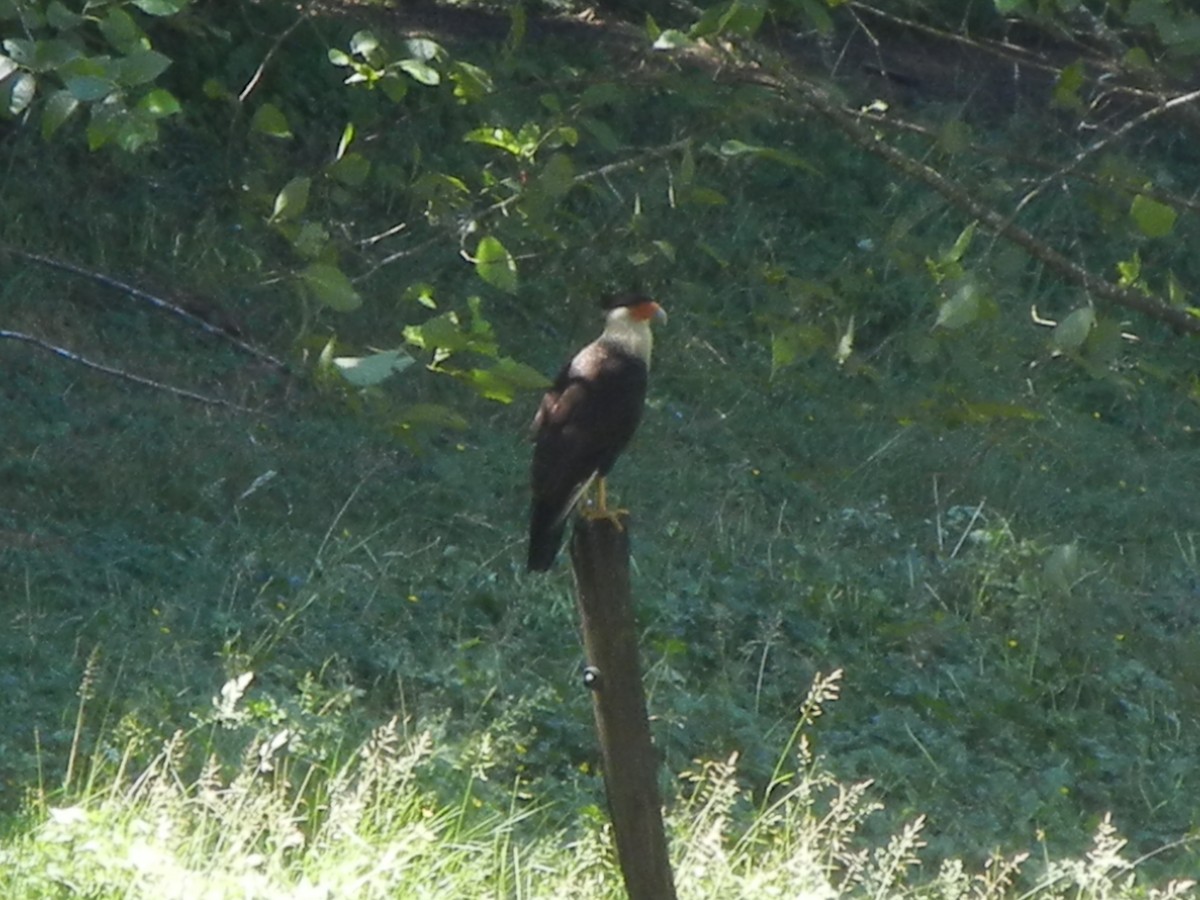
<box><xmin>1</xmin><ymin>246</ymin><xmax>293</xmax><ymax>373</ymax></box>
<box><xmin>0</xmin><ymin>329</ymin><xmax>257</xmax><ymax>412</ymax></box>
<box><xmin>741</xmin><ymin>68</ymin><xmax>1200</xmax><ymax>334</ymax></box>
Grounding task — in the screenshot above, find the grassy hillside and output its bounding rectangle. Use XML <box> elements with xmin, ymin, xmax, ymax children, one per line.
<box><xmin>2</xmin><ymin>2</ymin><xmax>1199</xmax><ymax>894</ymax></box>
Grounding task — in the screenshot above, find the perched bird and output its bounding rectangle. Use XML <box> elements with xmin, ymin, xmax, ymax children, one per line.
<box><xmin>527</xmin><ymin>294</ymin><xmax>668</xmax><ymax>571</ymax></box>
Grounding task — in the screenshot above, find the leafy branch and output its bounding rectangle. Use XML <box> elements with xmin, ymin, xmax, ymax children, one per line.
<box><xmin>786</xmin><ymin>74</ymin><xmax>1200</xmax><ymax>334</ymax></box>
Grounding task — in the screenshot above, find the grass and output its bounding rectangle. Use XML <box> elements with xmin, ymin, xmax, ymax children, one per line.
<box><xmin>4</xmin><ymin>1</ymin><xmax>1200</xmax><ymax>894</ymax></box>
<box><xmin>3</xmin><ymin>672</ymin><xmax>1194</xmax><ymax>900</ymax></box>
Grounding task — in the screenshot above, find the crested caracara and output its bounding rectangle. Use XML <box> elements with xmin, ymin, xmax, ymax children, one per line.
<box><xmin>527</xmin><ymin>295</ymin><xmax>667</xmax><ymax>571</ymax></box>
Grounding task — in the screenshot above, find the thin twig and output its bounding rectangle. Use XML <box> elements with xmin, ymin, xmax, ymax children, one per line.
<box><xmin>362</xmin><ymin>139</ymin><xmax>695</xmax><ymax>279</ymax></box>
<box><xmin>1</xmin><ymin>245</ymin><xmax>292</xmax><ymax>372</ymax></box>
<box><xmin>468</xmin><ymin>138</ymin><xmax>694</xmax><ymax>228</ymax></box>
<box><xmin>239</xmin><ymin>13</ymin><xmax>309</xmax><ymax>103</ymax></box>
<box><xmin>0</xmin><ymin>329</ymin><xmax>257</xmax><ymax>413</ymax></box>
<box><xmin>354</xmin><ymin>235</ymin><xmax>444</xmax><ymax>283</ymax></box>
<box><xmin>853</xmin><ymin>109</ymin><xmax>1200</xmax><ymax>216</ymax></box>
<box><xmin>1008</xmin><ymin>87</ymin><xmax>1200</xmax><ymax>224</ymax></box>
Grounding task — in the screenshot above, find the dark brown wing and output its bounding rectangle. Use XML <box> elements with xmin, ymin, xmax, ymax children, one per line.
<box><xmin>527</xmin><ymin>340</ymin><xmax>648</xmax><ymax>570</ymax></box>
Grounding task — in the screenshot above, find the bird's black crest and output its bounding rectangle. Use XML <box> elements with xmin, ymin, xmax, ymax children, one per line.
<box><xmin>601</xmin><ymin>293</ymin><xmax>655</xmax><ymax>310</ymax></box>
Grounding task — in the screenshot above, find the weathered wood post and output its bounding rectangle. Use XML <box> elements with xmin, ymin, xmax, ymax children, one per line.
<box><xmin>570</xmin><ymin>514</ymin><xmax>677</xmax><ymax>900</ymax></box>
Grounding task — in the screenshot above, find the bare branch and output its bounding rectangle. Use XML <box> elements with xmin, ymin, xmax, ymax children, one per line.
<box><xmin>1</xmin><ymin>246</ymin><xmax>292</xmax><ymax>373</ymax></box>
<box><xmin>0</xmin><ymin>329</ymin><xmax>258</xmax><ymax>413</ymax></box>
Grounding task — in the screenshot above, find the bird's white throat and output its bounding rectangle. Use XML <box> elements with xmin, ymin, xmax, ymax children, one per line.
<box><xmin>601</xmin><ymin>308</ymin><xmax>654</xmax><ymax>366</ymax></box>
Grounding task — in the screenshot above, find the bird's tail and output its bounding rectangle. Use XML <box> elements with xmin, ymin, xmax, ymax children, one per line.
<box><xmin>527</xmin><ymin>499</ymin><xmax>568</xmax><ymax>571</ymax></box>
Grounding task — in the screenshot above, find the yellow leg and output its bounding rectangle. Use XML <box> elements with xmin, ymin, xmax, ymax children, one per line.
<box><xmin>583</xmin><ymin>477</ymin><xmax>629</xmax><ymax>528</ymax></box>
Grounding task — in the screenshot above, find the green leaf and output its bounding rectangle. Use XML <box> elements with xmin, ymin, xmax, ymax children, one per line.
<box><xmin>403</xmin><ymin>282</ymin><xmax>437</xmax><ymax>309</ymax></box>
<box><xmin>717</xmin><ymin>139</ymin><xmax>819</xmax><ymax>173</ymax></box>
<box><xmin>504</xmin><ymin>2</ymin><xmax>526</xmax><ymax>57</ymax></box>
<box><xmin>1043</xmin><ymin>542</ymin><xmax>1081</xmax><ymax>595</ymax></box>
<box><xmin>118</xmin><ymin>49</ymin><xmax>170</xmax><ymax>87</ymax></box>
<box><xmin>544</xmin><ymin>125</ymin><xmax>578</xmax><ymax>149</ymax></box>
<box><xmin>129</xmin><ymin>0</ymin><xmax>187</xmax><ymax>15</ymax></box>
<box><xmin>45</xmin><ymin>1</ymin><xmax>82</xmax><ymax>29</ymax></box>
<box><xmin>944</xmin><ymin>221</ymin><xmax>977</xmax><ymax>263</ymax></box>
<box><xmin>690</xmin><ymin>0</ymin><xmax>766</xmax><ymax>38</ymax></box>
<box><xmin>580</xmin><ymin>116</ymin><xmax>620</xmax><ymax>152</ymax></box>
<box><xmin>291</xmin><ymin>222</ymin><xmax>329</xmax><ymax>259</ymax></box>
<box><xmin>771</xmin><ymin>321</ymin><xmax>825</xmax><ymax>376</ymax></box>
<box><xmin>115</xmin><ymin>108</ymin><xmax>157</xmax><ymax>151</ymax></box>
<box><xmin>686</xmin><ymin>186</ymin><xmax>728</xmax><ymax>205</ymax></box>
<box><xmin>349</xmin><ymin>30</ymin><xmax>380</xmax><ymax>61</ymax></box>
<box><xmin>534</xmin><ymin>152</ymin><xmax>574</xmax><ymax>199</ymax></box>
<box><xmin>86</xmin><ymin>99</ymin><xmax>122</xmax><ymax>149</ymax></box>
<box><xmin>1169</xmin><ymin>270</ymin><xmax>1187</xmax><ymax>307</ymax></box>
<box><xmin>1052</xmin><ymin>306</ymin><xmax>1095</xmax><ymax>352</ymax></box>
<box><xmin>464</xmin><ymin>126</ymin><xmax>521</xmax><ymax>156</ymax></box>
<box><xmin>398</xmin><ymin>58</ymin><xmax>439</xmax><ymax>86</ymax></box>
<box><xmin>935</xmin><ymin>281</ymin><xmax>986</xmax><ymax>330</ymax></box>
<box><xmin>41</xmin><ymin>88</ymin><xmax>78</xmax><ymax>138</ymax></box>
<box><xmin>270</xmin><ymin>176</ymin><xmax>310</xmax><ymax>223</ymax></box>
<box><xmin>1123</xmin><ymin>46</ymin><xmax>1152</xmax><ymax>71</ymax></box>
<box><xmin>2</xmin><ymin>39</ymin><xmax>35</xmax><ymax>67</ymax></box>
<box><xmin>449</xmin><ymin>60</ymin><xmax>493</xmax><ymax>103</ymax></box>
<box><xmin>379</xmin><ymin>73</ymin><xmax>408</xmax><ymax>102</ymax></box>
<box><xmin>4</xmin><ymin>70</ymin><xmax>35</xmax><ymax>115</ymax></box>
<box><xmin>1116</xmin><ymin>252</ymin><xmax>1141</xmax><ymax>287</ymax></box>
<box><xmin>580</xmin><ymin>83</ymin><xmax>621</xmax><ymax>107</ymax></box>
<box><xmin>474</xmin><ymin>236</ymin><xmax>518</xmax><ymax>293</ymax></box>
<box><xmin>797</xmin><ymin>0</ymin><xmax>834</xmax><ymax>35</ymax></box>
<box><xmin>137</xmin><ymin>88</ymin><xmax>179</xmax><ymax>117</ymax></box>
<box><xmin>327</xmin><ymin>152</ymin><xmax>370</xmax><ymax>186</ymax></box>
<box><xmin>65</xmin><ymin>75</ymin><xmax>113</xmax><ymax>102</ymax></box>
<box><xmin>652</xmin><ymin>29</ymin><xmax>694</xmax><ymax>50</ymax></box>
<box><xmin>334</xmin><ymin>349</ymin><xmax>415</xmax><ymax>386</ymax></box>
<box><xmin>1052</xmin><ymin>60</ymin><xmax>1085</xmax><ymax>111</ymax></box>
<box><xmin>251</xmin><ymin>103</ymin><xmax>292</xmax><ymax>139</ymax></box>
<box><xmin>1130</xmin><ymin>194</ymin><xmax>1177</xmax><ymax>238</ymax></box>
<box><xmin>404</xmin><ymin>38</ymin><xmax>444</xmax><ymax>62</ymax></box>
<box><xmin>336</xmin><ymin>122</ymin><xmax>354</xmax><ymax>158</ymax></box>
<box><xmin>460</xmin><ymin>358</ymin><xmax>550</xmax><ymax>403</ymax></box>
<box><xmin>404</xmin><ymin>312</ymin><xmax>469</xmax><ymax>355</ymax></box>
<box><xmin>29</xmin><ymin>38</ymin><xmax>79</xmax><ymax>71</ymax></box>
<box><xmin>100</xmin><ymin>8</ymin><xmax>145</xmax><ymax>54</ymax></box>
<box><xmin>301</xmin><ymin>263</ymin><xmax>361</xmax><ymax>312</ymax></box>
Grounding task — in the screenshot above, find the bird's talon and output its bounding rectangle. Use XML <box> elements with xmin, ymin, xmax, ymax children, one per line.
<box><xmin>582</xmin><ymin>506</ymin><xmax>629</xmax><ymax>530</ymax></box>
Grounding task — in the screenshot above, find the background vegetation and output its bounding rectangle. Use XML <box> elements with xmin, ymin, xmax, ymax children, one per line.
<box><xmin>3</xmin><ymin>0</ymin><xmax>1200</xmax><ymax>895</ymax></box>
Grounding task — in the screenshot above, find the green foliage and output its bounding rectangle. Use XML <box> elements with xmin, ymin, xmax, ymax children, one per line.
<box><xmin>7</xmin><ymin>0</ymin><xmax>1200</xmax><ymax>892</ymax></box>
<box><xmin>0</xmin><ymin>0</ymin><xmax>184</xmax><ymax>149</ymax></box>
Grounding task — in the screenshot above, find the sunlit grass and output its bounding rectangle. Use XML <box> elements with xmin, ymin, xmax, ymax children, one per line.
<box><xmin>1</xmin><ymin>671</ymin><xmax>1194</xmax><ymax>899</ymax></box>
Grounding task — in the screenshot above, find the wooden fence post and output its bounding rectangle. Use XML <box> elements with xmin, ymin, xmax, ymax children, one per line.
<box><xmin>570</xmin><ymin>514</ymin><xmax>677</xmax><ymax>900</ymax></box>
